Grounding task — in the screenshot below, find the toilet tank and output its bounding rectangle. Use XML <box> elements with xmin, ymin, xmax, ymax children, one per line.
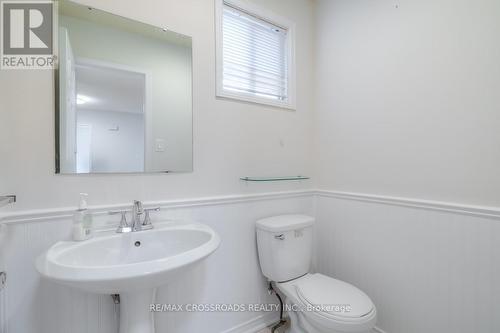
<box><xmin>256</xmin><ymin>215</ymin><xmax>315</xmax><ymax>282</ymax></box>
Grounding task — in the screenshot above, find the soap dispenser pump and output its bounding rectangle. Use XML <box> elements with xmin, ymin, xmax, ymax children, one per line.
<box><xmin>72</xmin><ymin>193</ymin><xmax>93</xmax><ymax>241</ymax></box>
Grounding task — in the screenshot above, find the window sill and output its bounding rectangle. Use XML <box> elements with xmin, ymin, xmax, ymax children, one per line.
<box><xmin>216</xmin><ymin>89</ymin><xmax>296</xmax><ymax>111</ymax></box>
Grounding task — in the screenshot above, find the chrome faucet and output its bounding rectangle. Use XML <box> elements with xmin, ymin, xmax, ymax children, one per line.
<box><xmin>109</xmin><ymin>200</ymin><xmax>160</xmax><ymax>233</ymax></box>
<box><xmin>131</xmin><ymin>200</ymin><xmax>144</xmax><ymax>232</ymax></box>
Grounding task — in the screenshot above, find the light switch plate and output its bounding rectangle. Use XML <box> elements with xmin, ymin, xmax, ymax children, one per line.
<box><xmin>155</xmin><ymin>139</ymin><xmax>166</xmax><ymax>152</ymax></box>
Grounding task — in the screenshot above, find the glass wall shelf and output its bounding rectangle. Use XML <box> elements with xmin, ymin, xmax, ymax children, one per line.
<box><xmin>240</xmin><ymin>176</ymin><xmax>310</xmax><ymax>182</ymax></box>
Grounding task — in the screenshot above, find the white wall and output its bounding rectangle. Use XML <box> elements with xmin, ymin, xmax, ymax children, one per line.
<box><xmin>0</xmin><ymin>0</ymin><xmax>315</xmax><ymax>211</ymax></box>
<box><xmin>77</xmin><ymin>109</ymin><xmax>145</xmax><ymax>173</ymax></box>
<box><xmin>313</xmin><ymin>1</ymin><xmax>500</xmax><ymax>332</ymax></box>
<box><xmin>314</xmin><ymin>0</ymin><xmax>500</xmax><ymax>206</ymax></box>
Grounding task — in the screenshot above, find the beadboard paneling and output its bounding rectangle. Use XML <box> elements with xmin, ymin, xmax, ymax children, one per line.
<box><xmin>314</xmin><ymin>194</ymin><xmax>500</xmax><ymax>333</ymax></box>
<box><xmin>3</xmin><ymin>190</ymin><xmax>500</xmax><ymax>333</ymax></box>
<box><xmin>0</xmin><ymin>194</ymin><xmax>313</xmax><ymax>333</ymax></box>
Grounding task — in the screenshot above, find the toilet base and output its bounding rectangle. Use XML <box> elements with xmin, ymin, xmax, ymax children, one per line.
<box><xmin>285</xmin><ymin>307</ymin><xmax>306</xmax><ymax>333</ymax></box>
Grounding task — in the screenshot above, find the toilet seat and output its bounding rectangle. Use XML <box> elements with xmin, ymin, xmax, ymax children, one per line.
<box><xmin>278</xmin><ymin>274</ymin><xmax>377</xmax><ymax>332</ymax></box>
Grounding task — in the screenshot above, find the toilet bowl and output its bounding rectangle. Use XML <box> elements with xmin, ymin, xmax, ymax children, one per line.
<box><xmin>277</xmin><ymin>273</ymin><xmax>376</xmax><ymax>333</ymax></box>
<box><xmin>256</xmin><ymin>215</ymin><xmax>377</xmax><ymax>333</ymax></box>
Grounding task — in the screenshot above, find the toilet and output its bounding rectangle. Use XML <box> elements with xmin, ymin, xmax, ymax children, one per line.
<box><xmin>256</xmin><ymin>215</ymin><xmax>377</xmax><ymax>333</ymax></box>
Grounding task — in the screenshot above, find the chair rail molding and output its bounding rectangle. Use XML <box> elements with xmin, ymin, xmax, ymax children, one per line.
<box><xmin>2</xmin><ymin>189</ymin><xmax>500</xmax><ymax>227</ymax></box>
<box><xmin>316</xmin><ymin>190</ymin><xmax>500</xmax><ymax>220</ymax></box>
<box><xmin>0</xmin><ymin>190</ymin><xmax>315</xmax><ymax>226</ymax></box>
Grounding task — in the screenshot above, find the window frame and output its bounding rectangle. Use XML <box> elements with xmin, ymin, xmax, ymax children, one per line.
<box><xmin>215</xmin><ymin>0</ymin><xmax>296</xmax><ymax>110</ymax></box>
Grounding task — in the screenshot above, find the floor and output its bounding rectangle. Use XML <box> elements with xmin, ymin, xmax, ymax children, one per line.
<box><xmin>256</xmin><ymin>320</ymin><xmax>289</xmax><ymax>333</ymax></box>
<box><xmin>256</xmin><ymin>328</ymin><xmax>284</xmax><ymax>333</ymax></box>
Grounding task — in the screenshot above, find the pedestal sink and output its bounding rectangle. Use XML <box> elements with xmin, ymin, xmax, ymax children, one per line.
<box><xmin>36</xmin><ymin>221</ymin><xmax>220</xmax><ymax>333</ymax></box>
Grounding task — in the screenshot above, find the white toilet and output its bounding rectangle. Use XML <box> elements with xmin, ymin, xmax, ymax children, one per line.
<box><xmin>256</xmin><ymin>215</ymin><xmax>377</xmax><ymax>333</ymax></box>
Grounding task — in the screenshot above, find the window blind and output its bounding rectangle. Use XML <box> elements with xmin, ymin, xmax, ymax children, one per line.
<box><xmin>222</xmin><ymin>2</ymin><xmax>288</xmax><ymax>101</ymax></box>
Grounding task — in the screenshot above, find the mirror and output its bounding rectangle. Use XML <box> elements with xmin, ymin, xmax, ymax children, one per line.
<box><xmin>56</xmin><ymin>1</ymin><xmax>193</xmax><ymax>174</ymax></box>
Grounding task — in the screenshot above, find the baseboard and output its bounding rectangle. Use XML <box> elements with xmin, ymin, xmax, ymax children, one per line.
<box><xmin>220</xmin><ymin>313</ymin><xmax>279</xmax><ymax>333</ymax></box>
<box><xmin>219</xmin><ymin>312</ymin><xmax>388</xmax><ymax>333</ymax></box>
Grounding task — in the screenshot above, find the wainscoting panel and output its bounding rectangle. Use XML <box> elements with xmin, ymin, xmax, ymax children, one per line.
<box><xmin>314</xmin><ymin>192</ymin><xmax>500</xmax><ymax>333</ymax></box>
<box><xmin>3</xmin><ymin>189</ymin><xmax>499</xmax><ymax>333</ymax></box>
<box><xmin>0</xmin><ymin>192</ymin><xmax>313</xmax><ymax>333</ymax></box>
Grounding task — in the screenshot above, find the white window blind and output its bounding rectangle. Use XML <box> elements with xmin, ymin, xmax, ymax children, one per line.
<box><xmin>222</xmin><ymin>2</ymin><xmax>289</xmax><ymax>102</ymax></box>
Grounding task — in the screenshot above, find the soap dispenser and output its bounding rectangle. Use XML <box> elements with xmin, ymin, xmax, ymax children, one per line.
<box><xmin>72</xmin><ymin>193</ymin><xmax>93</xmax><ymax>241</ymax></box>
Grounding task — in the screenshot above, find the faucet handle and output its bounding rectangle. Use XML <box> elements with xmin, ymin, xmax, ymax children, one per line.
<box><xmin>144</xmin><ymin>207</ymin><xmax>160</xmax><ymax>213</ymax></box>
<box><xmin>109</xmin><ymin>210</ymin><xmax>131</xmax><ymax>233</ymax></box>
<box><xmin>142</xmin><ymin>207</ymin><xmax>160</xmax><ymax>230</ymax></box>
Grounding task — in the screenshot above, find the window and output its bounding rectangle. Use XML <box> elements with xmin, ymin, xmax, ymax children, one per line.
<box><xmin>216</xmin><ymin>0</ymin><xmax>296</xmax><ymax>109</ymax></box>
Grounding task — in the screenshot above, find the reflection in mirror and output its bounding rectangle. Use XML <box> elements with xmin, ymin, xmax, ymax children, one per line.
<box><xmin>56</xmin><ymin>1</ymin><xmax>193</xmax><ymax>174</ymax></box>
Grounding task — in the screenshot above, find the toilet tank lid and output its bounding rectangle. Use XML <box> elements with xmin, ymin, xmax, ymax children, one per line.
<box><xmin>256</xmin><ymin>214</ymin><xmax>315</xmax><ymax>232</ymax></box>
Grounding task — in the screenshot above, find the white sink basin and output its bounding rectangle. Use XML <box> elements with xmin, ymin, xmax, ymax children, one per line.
<box><xmin>36</xmin><ymin>221</ymin><xmax>220</xmax><ymax>333</ymax></box>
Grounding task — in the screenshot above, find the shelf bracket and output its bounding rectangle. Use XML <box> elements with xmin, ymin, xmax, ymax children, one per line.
<box><xmin>0</xmin><ymin>195</ymin><xmax>16</xmax><ymax>208</ymax></box>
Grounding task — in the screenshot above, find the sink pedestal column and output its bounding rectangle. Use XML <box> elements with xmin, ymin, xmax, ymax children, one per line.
<box><xmin>119</xmin><ymin>288</ymin><xmax>157</xmax><ymax>333</ymax></box>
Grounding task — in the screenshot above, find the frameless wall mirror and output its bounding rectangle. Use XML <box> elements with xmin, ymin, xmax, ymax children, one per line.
<box><xmin>56</xmin><ymin>1</ymin><xmax>193</xmax><ymax>174</ymax></box>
